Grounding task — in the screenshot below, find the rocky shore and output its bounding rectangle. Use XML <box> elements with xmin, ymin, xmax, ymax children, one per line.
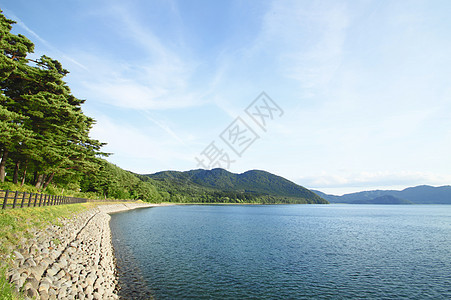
<box><xmin>6</xmin><ymin>203</ymin><xmax>158</xmax><ymax>300</ymax></box>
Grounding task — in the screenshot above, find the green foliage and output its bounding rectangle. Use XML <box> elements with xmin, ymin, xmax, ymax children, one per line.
<box><xmin>79</xmin><ymin>159</ymin><xmax>163</xmax><ymax>202</ymax></box>
<box><xmin>0</xmin><ymin>266</ymin><xmax>18</xmax><ymax>300</ymax></box>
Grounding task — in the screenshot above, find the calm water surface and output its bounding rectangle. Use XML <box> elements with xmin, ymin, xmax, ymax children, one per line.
<box><xmin>110</xmin><ymin>205</ymin><xmax>451</xmax><ymax>299</ymax></box>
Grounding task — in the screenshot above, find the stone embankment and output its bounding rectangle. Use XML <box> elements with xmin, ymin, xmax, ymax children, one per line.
<box><xmin>6</xmin><ymin>203</ymin><xmax>157</xmax><ymax>300</ymax></box>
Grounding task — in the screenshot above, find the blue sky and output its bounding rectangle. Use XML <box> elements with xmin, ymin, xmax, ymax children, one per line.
<box><xmin>2</xmin><ymin>0</ymin><xmax>450</xmax><ymax>195</ymax></box>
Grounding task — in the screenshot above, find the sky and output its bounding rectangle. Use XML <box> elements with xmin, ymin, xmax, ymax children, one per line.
<box><xmin>1</xmin><ymin>0</ymin><xmax>450</xmax><ymax>195</ymax></box>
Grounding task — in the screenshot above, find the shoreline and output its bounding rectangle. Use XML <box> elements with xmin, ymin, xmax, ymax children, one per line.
<box><xmin>6</xmin><ymin>202</ymin><xmax>167</xmax><ymax>299</ymax></box>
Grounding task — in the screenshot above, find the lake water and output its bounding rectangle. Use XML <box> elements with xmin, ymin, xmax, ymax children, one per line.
<box><xmin>110</xmin><ymin>205</ymin><xmax>451</xmax><ymax>299</ymax></box>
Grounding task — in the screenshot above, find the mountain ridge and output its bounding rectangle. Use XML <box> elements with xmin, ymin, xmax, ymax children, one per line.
<box><xmin>312</xmin><ymin>185</ymin><xmax>451</xmax><ymax>204</ymax></box>
<box><xmin>147</xmin><ymin>168</ymin><xmax>328</xmax><ymax>204</ymax></box>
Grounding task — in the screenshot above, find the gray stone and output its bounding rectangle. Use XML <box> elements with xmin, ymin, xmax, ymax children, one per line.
<box><xmin>30</xmin><ymin>265</ymin><xmax>45</xmax><ymax>281</ymax></box>
<box><xmin>95</xmin><ymin>287</ymin><xmax>105</xmax><ymax>296</ymax></box>
<box><xmin>41</xmin><ymin>276</ymin><xmax>53</xmax><ymax>286</ymax></box>
<box><xmin>84</xmin><ymin>285</ymin><xmax>93</xmax><ymax>295</ymax></box>
<box><xmin>13</xmin><ymin>277</ymin><xmax>25</xmax><ymax>289</ymax></box>
<box><xmin>85</xmin><ymin>274</ymin><xmax>96</xmax><ymax>286</ymax></box>
<box><xmin>23</xmin><ymin>257</ymin><xmax>37</xmax><ymax>267</ymax></box>
<box><xmin>25</xmin><ymin>286</ymin><xmax>39</xmax><ymax>298</ymax></box>
<box><xmin>46</xmin><ymin>267</ymin><xmax>58</xmax><ymax>277</ymax></box>
<box><xmin>10</xmin><ymin>272</ymin><xmax>21</xmax><ymax>282</ymax></box>
<box><xmin>40</xmin><ymin>290</ymin><xmax>49</xmax><ymax>300</ymax></box>
<box><xmin>25</xmin><ymin>276</ymin><xmax>40</xmax><ymax>289</ymax></box>
<box><xmin>13</xmin><ymin>250</ymin><xmax>24</xmax><ymax>260</ymax></box>
<box><xmin>56</xmin><ymin>269</ymin><xmax>65</xmax><ymax>279</ymax></box>
<box><xmin>38</xmin><ymin>282</ymin><xmax>50</xmax><ymax>293</ymax></box>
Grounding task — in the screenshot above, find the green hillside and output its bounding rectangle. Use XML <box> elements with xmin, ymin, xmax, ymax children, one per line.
<box><xmin>147</xmin><ymin>168</ymin><xmax>328</xmax><ymax>204</ymax></box>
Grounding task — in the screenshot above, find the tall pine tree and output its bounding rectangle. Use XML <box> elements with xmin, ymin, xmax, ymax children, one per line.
<box><xmin>0</xmin><ymin>10</ymin><xmax>106</xmax><ymax>188</ymax></box>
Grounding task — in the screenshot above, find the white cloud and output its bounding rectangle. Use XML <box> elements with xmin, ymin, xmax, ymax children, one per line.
<box><xmin>90</xmin><ymin>115</ymin><xmax>195</xmax><ymax>173</ymax></box>
<box><xmin>299</xmin><ymin>170</ymin><xmax>451</xmax><ymax>190</ymax></box>
<box><xmin>259</xmin><ymin>1</ymin><xmax>349</xmax><ymax>93</ymax></box>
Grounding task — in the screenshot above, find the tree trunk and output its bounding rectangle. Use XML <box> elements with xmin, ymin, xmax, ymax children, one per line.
<box><xmin>20</xmin><ymin>161</ymin><xmax>28</xmax><ymax>187</ymax></box>
<box><xmin>13</xmin><ymin>161</ymin><xmax>20</xmax><ymax>184</ymax></box>
<box><xmin>42</xmin><ymin>172</ymin><xmax>54</xmax><ymax>190</ymax></box>
<box><xmin>35</xmin><ymin>174</ymin><xmax>44</xmax><ymax>189</ymax></box>
<box><xmin>0</xmin><ymin>149</ymin><xmax>8</xmax><ymax>183</ymax></box>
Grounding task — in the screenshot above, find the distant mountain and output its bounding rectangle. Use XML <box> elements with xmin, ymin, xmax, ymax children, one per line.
<box><xmin>147</xmin><ymin>168</ymin><xmax>328</xmax><ymax>204</ymax></box>
<box><xmin>313</xmin><ymin>185</ymin><xmax>451</xmax><ymax>204</ymax></box>
<box><xmin>350</xmin><ymin>195</ymin><xmax>413</xmax><ymax>205</ymax></box>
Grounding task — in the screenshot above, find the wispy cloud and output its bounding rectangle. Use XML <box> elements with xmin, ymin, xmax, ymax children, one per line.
<box><xmin>3</xmin><ymin>8</ymin><xmax>89</xmax><ymax>71</ymax></box>
<box><xmin>256</xmin><ymin>0</ymin><xmax>349</xmax><ymax>93</ymax></box>
<box><xmin>89</xmin><ymin>114</ymin><xmax>194</xmax><ymax>173</ymax></box>
<box><xmin>73</xmin><ymin>3</ymin><xmax>213</xmax><ymax>111</ymax></box>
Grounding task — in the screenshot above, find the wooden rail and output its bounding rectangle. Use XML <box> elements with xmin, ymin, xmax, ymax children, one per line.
<box><xmin>0</xmin><ymin>190</ymin><xmax>87</xmax><ymax>209</ymax></box>
<box><xmin>0</xmin><ymin>190</ymin><xmax>138</xmax><ymax>209</ymax></box>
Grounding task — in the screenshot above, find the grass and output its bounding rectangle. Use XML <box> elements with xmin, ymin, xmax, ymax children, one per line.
<box><xmin>0</xmin><ymin>202</ymin><xmax>102</xmax><ymax>299</ymax></box>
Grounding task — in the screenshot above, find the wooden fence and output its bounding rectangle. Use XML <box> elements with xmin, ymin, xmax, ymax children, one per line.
<box><xmin>0</xmin><ymin>190</ymin><xmax>87</xmax><ymax>209</ymax></box>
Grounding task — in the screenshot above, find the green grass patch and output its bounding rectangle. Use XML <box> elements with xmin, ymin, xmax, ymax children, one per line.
<box><xmin>0</xmin><ymin>266</ymin><xmax>18</xmax><ymax>300</ymax></box>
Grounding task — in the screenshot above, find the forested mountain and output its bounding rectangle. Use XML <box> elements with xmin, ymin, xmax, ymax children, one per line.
<box><xmin>350</xmin><ymin>195</ymin><xmax>413</xmax><ymax>205</ymax></box>
<box><xmin>147</xmin><ymin>168</ymin><xmax>328</xmax><ymax>204</ymax></box>
<box><xmin>313</xmin><ymin>185</ymin><xmax>451</xmax><ymax>204</ymax></box>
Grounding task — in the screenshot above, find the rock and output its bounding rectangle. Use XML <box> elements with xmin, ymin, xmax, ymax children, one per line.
<box><xmin>84</xmin><ymin>285</ymin><xmax>93</xmax><ymax>295</ymax></box>
<box><xmin>40</xmin><ymin>290</ymin><xmax>49</xmax><ymax>300</ymax></box>
<box><xmin>46</xmin><ymin>267</ymin><xmax>58</xmax><ymax>277</ymax></box>
<box><xmin>13</xmin><ymin>250</ymin><xmax>24</xmax><ymax>260</ymax></box>
<box><xmin>86</xmin><ymin>273</ymin><xmax>96</xmax><ymax>286</ymax></box>
<box><xmin>25</xmin><ymin>286</ymin><xmax>39</xmax><ymax>298</ymax></box>
<box><xmin>48</xmin><ymin>288</ymin><xmax>57</xmax><ymax>299</ymax></box>
<box><xmin>39</xmin><ymin>282</ymin><xmax>50</xmax><ymax>293</ymax></box>
<box><xmin>10</xmin><ymin>272</ymin><xmax>21</xmax><ymax>282</ymax></box>
<box><xmin>93</xmin><ymin>292</ymin><xmax>102</xmax><ymax>299</ymax></box>
<box><xmin>13</xmin><ymin>277</ymin><xmax>25</xmax><ymax>290</ymax></box>
<box><xmin>41</xmin><ymin>276</ymin><xmax>53</xmax><ymax>286</ymax></box>
<box><xmin>23</xmin><ymin>257</ymin><xmax>37</xmax><ymax>268</ymax></box>
<box><xmin>57</xmin><ymin>287</ymin><xmax>67</xmax><ymax>299</ymax></box>
<box><xmin>95</xmin><ymin>287</ymin><xmax>105</xmax><ymax>296</ymax></box>
<box><xmin>25</xmin><ymin>275</ymin><xmax>40</xmax><ymax>289</ymax></box>
<box><xmin>30</xmin><ymin>265</ymin><xmax>45</xmax><ymax>281</ymax></box>
<box><xmin>59</xmin><ymin>258</ymin><xmax>68</xmax><ymax>267</ymax></box>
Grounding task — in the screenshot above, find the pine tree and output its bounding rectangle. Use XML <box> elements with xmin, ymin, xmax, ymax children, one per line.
<box><xmin>0</xmin><ymin>10</ymin><xmax>106</xmax><ymax>188</ymax></box>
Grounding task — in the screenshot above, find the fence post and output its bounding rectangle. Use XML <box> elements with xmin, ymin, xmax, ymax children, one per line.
<box><xmin>12</xmin><ymin>191</ymin><xmax>19</xmax><ymax>209</ymax></box>
<box><xmin>28</xmin><ymin>193</ymin><xmax>33</xmax><ymax>207</ymax></box>
<box><xmin>2</xmin><ymin>190</ymin><xmax>8</xmax><ymax>209</ymax></box>
<box><xmin>34</xmin><ymin>193</ymin><xmax>38</xmax><ymax>207</ymax></box>
<box><xmin>39</xmin><ymin>194</ymin><xmax>43</xmax><ymax>207</ymax></box>
<box><xmin>20</xmin><ymin>192</ymin><xmax>26</xmax><ymax>208</ymax></box>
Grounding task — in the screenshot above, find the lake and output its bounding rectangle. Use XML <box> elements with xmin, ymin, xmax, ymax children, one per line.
<box><xmin>110</xmin><ymin>204</ymin><xmax>451</xmax><ymax>299</ymax></box>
